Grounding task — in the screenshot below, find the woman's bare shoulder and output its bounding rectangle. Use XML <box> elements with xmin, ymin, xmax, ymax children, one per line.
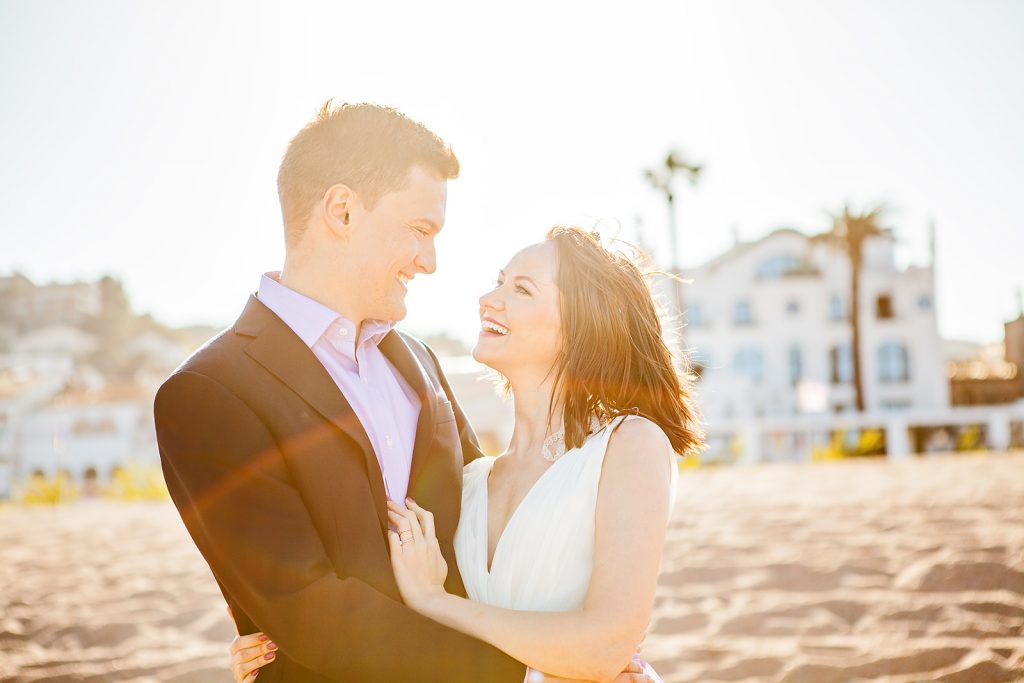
<box><xmin>608</xmin><ymin>415</ymin><xmax>672</xmax><ymax>457</ymax></box>
<box><xmin>598</xmin><ymin>415</ymin><xmax>673</xmax><ymax>491</ymax></box>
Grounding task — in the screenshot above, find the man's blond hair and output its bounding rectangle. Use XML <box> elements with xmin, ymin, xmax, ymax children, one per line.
<box><xmin>277</xmin><ymin>101</ymin><xmax>460</xmax><ymax>245</ymax></box>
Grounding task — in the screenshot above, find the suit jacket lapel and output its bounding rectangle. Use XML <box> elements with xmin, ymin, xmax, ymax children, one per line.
<box><xmin>235</xmin><ymin>295</ymin><xmax>390</xmax><ymax>531</ymax></box>
<box><xmin>378</xmin><ymin>331</ymin><xmax>437</xmax><ymax>492</ymax></box>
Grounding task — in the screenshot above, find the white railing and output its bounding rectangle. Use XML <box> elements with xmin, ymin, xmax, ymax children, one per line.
<box><xmin>699</xmin><ymin>402</ymin><xmax>1024</xmax><ymax>464</ymax></box>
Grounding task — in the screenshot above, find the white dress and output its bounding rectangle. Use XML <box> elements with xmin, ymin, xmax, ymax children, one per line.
<box><xmin>454</xmin><ymin>415</ymin><xmax>676</xmax><ymax>679</ymax></box>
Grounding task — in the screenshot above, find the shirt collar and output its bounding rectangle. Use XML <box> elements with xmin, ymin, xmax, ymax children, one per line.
<box><xmin>256</xmin><ymin>272</ymin><xmax>395</xmax><ymax>350</ymax></box>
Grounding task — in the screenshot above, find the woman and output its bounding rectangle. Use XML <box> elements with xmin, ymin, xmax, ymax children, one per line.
<box><xmin>228</xmin><ymin>226</ymin><xmax>703</xmax><ymax>682</ymax></box>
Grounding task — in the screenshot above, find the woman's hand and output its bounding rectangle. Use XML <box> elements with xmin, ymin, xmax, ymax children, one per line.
<box><xmin>227</xmin><ymin>630</ymin><xmax>277</xmax><ymax>682</ymax></box>
<box><xmin>533</xmin><ymin>657</ymin><xmax>654</xmax><ymax>683</ymax></box>
<box><xmin>225</xmin><ymin>603</ymin><xmax>277</xmax><ymax>683</ymax></box>
<box><xmin>387</xmin><ymin>497</ymin><xmax>448</xmax><ymax>611</ymax></box>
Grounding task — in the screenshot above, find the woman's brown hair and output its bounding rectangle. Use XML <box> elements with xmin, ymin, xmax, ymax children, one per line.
<box><xmin>545</xmin><ymin>226</ymin><xmax>704</xmax><ymax>456</ymax></box>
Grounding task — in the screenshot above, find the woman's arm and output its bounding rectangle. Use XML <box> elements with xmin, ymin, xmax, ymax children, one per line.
<box><xmin>390</xmin><ymin>418</ymin><xmax>673</xmax><ymax>683</ymax></box>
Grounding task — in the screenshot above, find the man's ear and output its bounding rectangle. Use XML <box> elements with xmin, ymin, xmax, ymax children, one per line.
<box><xmin>321</xmin><ymin>183</ymin><xmax>355</xmax><ymax>238</ymax></box>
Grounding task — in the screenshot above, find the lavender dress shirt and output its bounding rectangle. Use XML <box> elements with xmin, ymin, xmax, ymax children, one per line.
<box><xmin>256</xmin><ymin>271</ymin><xmax>421</xmax><ymax>503</ymax></box>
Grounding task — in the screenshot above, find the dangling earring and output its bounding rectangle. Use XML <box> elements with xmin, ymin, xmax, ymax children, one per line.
<box><xmin>541</xmin><ymin>416</ymin><xmax>603</xmax><ymax>462</ymax></box>
<box><xmin>541</xmin><ymin>430</ymin><xmax>566</xmax><ymax>462</ymax></box>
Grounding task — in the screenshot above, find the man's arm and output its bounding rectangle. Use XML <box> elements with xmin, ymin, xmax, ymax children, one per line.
<box><xmin>155</xmin><ymin>369</ymin><xmax>525</xmax><ymax>683</ymax></box>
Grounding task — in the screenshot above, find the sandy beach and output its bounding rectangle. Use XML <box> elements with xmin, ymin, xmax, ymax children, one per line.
<box><xmin>2</xmin><ymin>453</ymin><xmax>1022</xmax><ymax>683</ymax></box>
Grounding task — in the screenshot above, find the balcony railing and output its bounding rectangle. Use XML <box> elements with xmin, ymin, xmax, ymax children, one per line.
<box><xmin>697</xmin><ymin>403</ymin><xmax>1024</xmax><ymax>465</ymax></box>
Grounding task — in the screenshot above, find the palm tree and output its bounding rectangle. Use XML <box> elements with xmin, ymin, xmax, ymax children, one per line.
<box><xmin>811</xmin><ymin>204</ymin><xmax>889</xmax><ymax>412</ymax></box>
<box><xmin>644</xmin><ymin>151</ymin><xmax>702</xmax><ymax>328</ymax></box>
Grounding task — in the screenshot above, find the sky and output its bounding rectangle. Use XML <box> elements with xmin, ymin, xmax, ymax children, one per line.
<box><xmin>1</xmin><ymin>0</ymin><xmax>1022</xmax><ymax>347</ymax></box>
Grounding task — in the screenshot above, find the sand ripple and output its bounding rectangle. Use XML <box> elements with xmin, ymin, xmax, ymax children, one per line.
<box><xmin>2</xmin><ymin>453</ymin><xmax>1023</xmax><ymax>682</ymax></box>
<box><xmin>647</xmin><ymin>453</ymin><xmax>1024</xmax><ymax>682</ymax></box>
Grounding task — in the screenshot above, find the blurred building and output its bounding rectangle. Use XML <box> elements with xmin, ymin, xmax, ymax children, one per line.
<box><xmin>10</xmin><ymin>324</ymin><xmax>98</xmax><ymax>359</ymax></box>
<box><xmin>0</xmin><ymin>272</ymin><xmax>103</xmax><ymax>336</ymax></box>
<box><xmin>0</xmin><ymin>272</ymin><xmax>208</xmax><ymax>498</ymax></box>
<box><xmin>679</xmin><ymin>228</ymin><xmax>948</xmax><ymax>422</ymax></box>
<box><xmin>948</xmin><ymin>304</ymin><xmax>1024</xmax><ymax>406</ymax></box>
<box><xmin>0</xmin><ymin>357</ymin><xmax>76</xmax><ymax>497</ymax></box>
<box><xmin>15</xmin><ymin>381</ymin><xmax>159</xmax><ymax>487</ymax></box>
<box><xmin>1009</xmin><ymin>308</ymin><xmax>1024</xmax><ymax>393</ymax></box>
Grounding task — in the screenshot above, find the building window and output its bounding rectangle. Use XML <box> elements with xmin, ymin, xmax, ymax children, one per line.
<box><xmin>732</xmin><ymin>348</ymin><xmax>764</xmax><ymax>384</ymax></box>
<box><xmin>734</xmin><ymin>300</ymin><xmax>754</xmax><ymax>326</ymax></box>
<box><xmin>757</xmin><ymin>254</ymin><xmax>803</xmax><ymax>279</ymax></box>
<box><xmin>788</xmin><ymin>346</ymin><xmax>803</xmax><ymax>385</ymax></box>
<box><xmin>830</xmin><ymin>344</ymin><xmax>853</xmax><ymax>384</ymax></box>
<box><xmin>877</xmin><ymin>342</ymin><xmax>910</xmax><ymax>383</ymax></box>
<box><xmin>687</xmin><ymin>303</ymin><xmax>704</xmax><ymax>328</ymax></box>
<box><xmin>829</xmin><ymin>295</ymin><xmax>846</xmax><ymax>321</ymax></box>
<box><xmin>879</xmin><ymin>400</ymin><xmax>912</xmax><ymax>410</ymax></box>
<box><xmin>786</xmin><ymin>299</ymin><xmax>800</xmax><ymax>316</ymax></box>
<box><xmin>72</xmin><ymin>417</ymin><xmax>117</xmax><ymax>435</ymax></box>
<box><xmin>876</xmin><ymin>294</ymin><xmax>894</xmax><ymax>319</ymax></box>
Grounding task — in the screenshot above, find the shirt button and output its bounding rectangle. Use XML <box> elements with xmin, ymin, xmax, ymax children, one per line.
<box><xmin>338</xmin><ymin>328</ymin><xmax>348</xmax><ymax>337</ymax></box>
<box><xmin>385</xmin><ymin>435</ymin><xmax>393</xmax><ymax>448</ymax></box>
<box><xmin>362</xmin><ymin>376</ymin><xmax>369</xmax><ymax>385</ymax></box>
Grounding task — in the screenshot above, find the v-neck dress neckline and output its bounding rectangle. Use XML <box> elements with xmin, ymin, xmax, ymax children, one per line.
<box><xmin>454</xmin><ymin>416</ymin><xmax>677</xmax><ymax>612</ymax></box>
<box><xmin>482</xmin><ymin>444</ymin><xmax>577</xmax><ymax>575</ymax></box>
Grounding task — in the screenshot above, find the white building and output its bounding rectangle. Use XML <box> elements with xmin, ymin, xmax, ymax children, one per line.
<box><xmin>10</xmin><ymin>324</ymin><xmax>98</xmax><ymax>359</ymax></box>
<box><xmin>14</xmin><ymin>384</ymin><xmax>159</xmax><ymax>487</ymax></box>
<box><xmin>677</xmin><ymin>228</ymin><xmax>949</xmax><ymax>424</ymax></box>
<box><xmin>0</xmin><ymin>273</ymin><xmax>103</xmax><ymax>331</ymax></box>
<box><xmin>0</xmin><ymin>357</ymin><xmax>75</xmax><ymax>497</ymax></box>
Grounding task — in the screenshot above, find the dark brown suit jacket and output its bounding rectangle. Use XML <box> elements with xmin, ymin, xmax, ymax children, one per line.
<box><xmin>154</xmin><ymin>295</ymin><xmax>525</xmax><ymax>682</ymax></box>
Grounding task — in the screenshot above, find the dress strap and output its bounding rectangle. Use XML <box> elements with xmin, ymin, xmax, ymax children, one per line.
<box><xmin>578</xmin><ymin>414</ymin><xmax>634</xmax><ymax>483</ymax></box>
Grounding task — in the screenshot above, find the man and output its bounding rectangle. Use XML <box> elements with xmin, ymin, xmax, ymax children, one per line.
<box><xmin>155</xmin><ymin>102</ymin><xmax>647</xmax><ymax>682</ymax></box>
